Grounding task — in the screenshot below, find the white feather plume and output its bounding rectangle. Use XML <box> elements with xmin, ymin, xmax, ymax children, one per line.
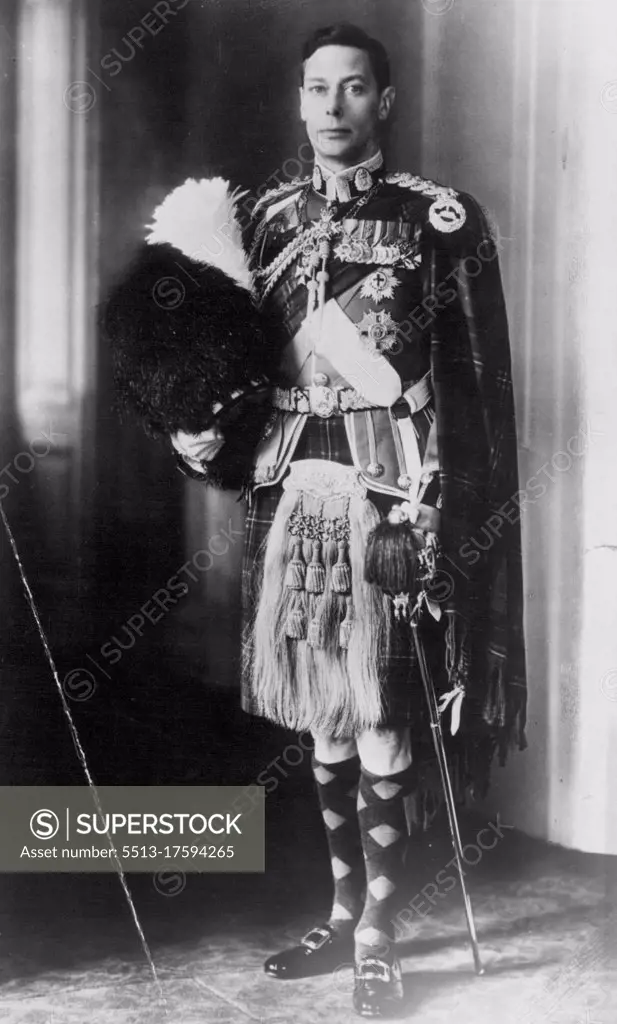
<box><xmin>145</xmin><ymin>177</ymin><xmax>253</xmax><ymax>292</ymax></box>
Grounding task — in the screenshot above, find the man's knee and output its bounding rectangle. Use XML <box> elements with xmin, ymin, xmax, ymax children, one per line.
<box><xmin>358</xmin><ymin>726</ymin><xmax>411</xmax><ymax>753</ymax></box>
<box><xmin>356</xmin><ymin>726</ymin><xmax>412</xmax><ymax>775</ymax></box>
<box><xmin>311</xmin><ymin>731</ymin><xmax>358</xmax><ymax>764</ymax></box>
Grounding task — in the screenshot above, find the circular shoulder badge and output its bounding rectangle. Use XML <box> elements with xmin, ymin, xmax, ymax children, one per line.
<box><xmin>428</xmin><ymin>196</ymin><xmax>467</xmax><ymax>233</ymax></box>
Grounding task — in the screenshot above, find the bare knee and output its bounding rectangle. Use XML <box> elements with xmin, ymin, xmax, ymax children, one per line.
<box><xmin>356</xmin><ymin>726</ymin><xmax>411</xmax><ymax>775</ymax></box>
<box><xmin>311</xmin><ymin>731</ymin><xmax>358</xmax><ymax>764</ymax></box>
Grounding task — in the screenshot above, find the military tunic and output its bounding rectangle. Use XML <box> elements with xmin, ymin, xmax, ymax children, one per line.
<box><xmin>239</xmin><ymin>152</ymin><xmax>520</xmax><ymax>758</ymax></box>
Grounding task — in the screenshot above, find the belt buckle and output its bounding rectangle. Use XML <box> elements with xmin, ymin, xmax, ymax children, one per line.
<box><xmin>309</xmin><ymin>384</ymin><xmax>336</xmax><ymax>418</ymax></box>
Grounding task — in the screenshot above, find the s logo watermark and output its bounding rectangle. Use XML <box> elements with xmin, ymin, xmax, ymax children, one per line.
<box><xmin>30</xmin><ymin>809</ymin><xmax>60</xmax><ymax>839</ymax></box>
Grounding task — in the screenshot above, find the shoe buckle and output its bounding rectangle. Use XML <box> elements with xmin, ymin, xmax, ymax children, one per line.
<box><xmin>358</xmin><ymin>957</ymin><xmax>391</xmax><ymax>982</ymax></box>
<box><xmin>301</xmin><ymin>925</ymin><xmax>332</xmax><ymax>951</ymax></box>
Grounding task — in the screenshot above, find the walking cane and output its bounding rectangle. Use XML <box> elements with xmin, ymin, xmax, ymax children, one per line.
<box><xmin>364</xmin><ymin>510</ymin><xmax>485</xmax><ymax>976</ymax></box>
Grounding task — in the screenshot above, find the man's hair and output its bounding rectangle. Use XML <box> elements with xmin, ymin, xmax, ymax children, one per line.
<box><xmin>300</xmin><ymin>23</ymin><xmax>390</xmax><ymax>93</ymax></box>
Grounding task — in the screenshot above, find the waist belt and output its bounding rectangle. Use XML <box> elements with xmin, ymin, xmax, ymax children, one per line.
<box><xmin>272</xmin><ymin>371</ymin><xmax>432</xmax><ymax>419</ymax></box>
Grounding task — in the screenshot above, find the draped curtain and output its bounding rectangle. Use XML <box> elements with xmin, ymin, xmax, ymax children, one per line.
<box><xmin>421</xmin><ymin>0</ymin><xmax>617</xmax><ymax>853</ymax></box>
<box><xmin>0</xmin><ymin>0</ymin><xmax>99</xmax><ymax>656</ymax></box>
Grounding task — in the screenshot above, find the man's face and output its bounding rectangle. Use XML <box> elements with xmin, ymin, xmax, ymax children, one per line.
<box><xmin>300</xmin><ymin>45</ymin><xmax>395</xmax><ymax>170</ymax></box>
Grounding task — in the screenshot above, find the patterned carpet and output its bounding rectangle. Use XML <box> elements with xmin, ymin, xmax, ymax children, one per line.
<box><xmin>0</xmin><ymin>797</ymin><xmax>615</xmax><ymax>1024</ymax></box>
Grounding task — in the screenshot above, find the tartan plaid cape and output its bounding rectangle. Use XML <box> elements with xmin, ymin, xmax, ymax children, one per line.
<box><xmin>425</xmin><ymin>192</ymin><xmax>527</xmax><ymax>782</ymax></box>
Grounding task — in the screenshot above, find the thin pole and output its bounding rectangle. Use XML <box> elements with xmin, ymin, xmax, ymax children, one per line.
<box><xmin>0</xmin><ymin>501</ymin><xmax>168</xmax><ymax>1009</ymax></box>
<box><xmin>410</xmin><ymin>616</ymin><xmax>485</xmax><ymax>976</ymax></box>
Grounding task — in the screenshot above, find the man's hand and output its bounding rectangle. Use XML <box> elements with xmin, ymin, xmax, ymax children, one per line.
<box><xmin>170</xmin><ymin>389</ymin><xmax>251</xmax><ymax>468</ymax></box>
<box><xmin>171</xmin><ymin>426</ymin><xmax>225</xmax><ymax>471</ymax></box>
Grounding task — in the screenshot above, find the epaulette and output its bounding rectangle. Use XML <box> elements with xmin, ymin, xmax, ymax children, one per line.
<box><xmin>250</xmin><ymin>177</ymin><xmax>310</xmax><ymax>220</ymax></box>
<box><xmin>385</xmin><ymin>172</ymin><xmax>467</xmax><ymax>234</ymax></box>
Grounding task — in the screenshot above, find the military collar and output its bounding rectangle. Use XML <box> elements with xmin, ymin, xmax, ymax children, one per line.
<box><xmin>311</xmin><ymin>150</ymin><xmax>385</xmax><ymax>204</ymax></box>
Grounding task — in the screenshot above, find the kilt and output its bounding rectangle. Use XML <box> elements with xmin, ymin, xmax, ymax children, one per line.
<box><xmin>240</xmin><ymin>414</ymin><xmax>449</xmax><ymax>735</ymax></box>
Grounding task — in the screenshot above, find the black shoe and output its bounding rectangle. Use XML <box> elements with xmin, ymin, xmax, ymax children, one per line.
<box><xmin>264</xmin><ymin>923</ymin><xmax>354</xmax><ymax>980</ymax></box>
<box><xmin>352</xmin><ymin>955</ymin><xmax>404</xmax><ymax>1018</ymax></box>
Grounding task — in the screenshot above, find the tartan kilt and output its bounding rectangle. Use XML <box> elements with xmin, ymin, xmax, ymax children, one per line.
<box><xmin>240</xmin><ymin>415</ymin><xmax>449</xmax><ymax>736</ymax></box>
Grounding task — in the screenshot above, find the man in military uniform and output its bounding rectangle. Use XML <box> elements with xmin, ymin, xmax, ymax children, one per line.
<box><xmin>172</xmin><ymin>22</ymin><xmax>526</xmax><ymax>1019</ymax></box>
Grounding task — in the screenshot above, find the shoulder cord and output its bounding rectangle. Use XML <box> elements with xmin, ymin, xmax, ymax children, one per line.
<box><xmin>256</xmin><ymin>178</ymin><xmax>384</xmax><ymax>304</ymax></box>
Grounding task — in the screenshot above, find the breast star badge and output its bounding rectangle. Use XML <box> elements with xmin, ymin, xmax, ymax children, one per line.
<box><xmin>360</xmin><ymin>267</ymin><xmax>401</xmax><ymax>303</ymax></box>
<box><xmin>357</xmin><ymin>310</ymin><xmax>400</xmax><ymax>354</ymax></box>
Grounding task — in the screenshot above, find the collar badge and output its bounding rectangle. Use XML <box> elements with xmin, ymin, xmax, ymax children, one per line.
<box><xmin>354</xmin><ymin>166</ymin><xmax>373</xmax><ymax>193</ymax></box>
<box><xmin>312</xmin><ymin>164</ymin><xmax>324</xmax><ymax>193</ymax></box>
